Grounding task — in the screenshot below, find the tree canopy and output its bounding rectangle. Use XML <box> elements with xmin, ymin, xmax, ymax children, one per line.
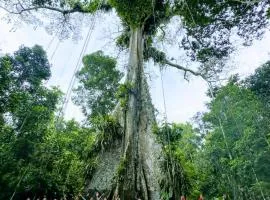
<box><xmin>73</xmin><ymin>51</ymin><xmax>123</xmax><ymax>120</ymax></box>
<box><xmin>1</xmin><ymin>0</ymin><xmax>269</xmax><ymax>78</ymax></box>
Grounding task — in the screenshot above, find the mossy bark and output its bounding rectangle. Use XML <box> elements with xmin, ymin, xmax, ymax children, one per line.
<box><xmin>115</xmin><ymin>26</ymin><xmax>163</xmax><ymax>200</ymax></box>
<box><xmin>88</xmin><ymin>26</ymin><xmax>163</xmax><ymax>200</ymax></box>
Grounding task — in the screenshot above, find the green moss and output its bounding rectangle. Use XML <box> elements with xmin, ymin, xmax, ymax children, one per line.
<box><xmin>116</xmin><ymin>82</ymin><xmax>134</xmax><ymax>110</ymax></box>
<box><xmin>116</xmin><ymin>156</ymin><xmax>128</xmax><ymax>181</ymax></box>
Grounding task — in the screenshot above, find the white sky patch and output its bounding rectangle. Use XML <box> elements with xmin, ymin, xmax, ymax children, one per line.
<box><xmin>1</xmin><ymin>10</ymin><xmax>270</xmax><ymax>124</ymax></box>
<box><xmin>230</xmin><ymin>31</ymin><xmax>270</xmax><ymax>77</ymax></box>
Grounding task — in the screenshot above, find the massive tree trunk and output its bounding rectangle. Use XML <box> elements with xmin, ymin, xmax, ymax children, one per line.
<box><xmin>119</xmin><ymin>26</ymin><xmax>162</xmax><ymax>199</ymax></box>
<box><xmin>88</xmin><ymin>26</ymin><xmax>163</xmax><ymax>200</ymax></box>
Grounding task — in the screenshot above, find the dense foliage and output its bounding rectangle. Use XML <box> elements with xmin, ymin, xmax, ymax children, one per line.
<box><xmin>190</xmin><ymin>68</ymin><xmax>270</xmax><ymax>199</ymax></box>
<box><xmin>74</xmin><ymin>51</ymin><xmax>123</xmax><ymax>120</ymax></box>
<box><xmin>0</xmin><ymin>46</ymin><xmax>127</xmax><ymax>199</ymax></box>
<box><xmin>1</xmin><ymin>46</ymin><xmax>270</xmax><ymax>199</ymax></box>
<box><xmin>151</xmin><ymin>62</ymin><xmax>270</xmax><ymax>199</ymax></box>
<box><xmin>153</xmin><ymin>123</ymin><xmax>201</xmax><ymax>199</ymax></box>
<box><xmin>0</xmin><ymin>45</ymin><xmax>62</xmax><ymax>199</ymax></box>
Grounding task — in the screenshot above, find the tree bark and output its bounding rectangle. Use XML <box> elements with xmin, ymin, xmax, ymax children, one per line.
<box><xmin>118</xmin><ymin>26</ymin><xmax>163</xmax><ymax>200</ymax></box>
<box><xmin>87</xmin><ymin>26</ymin><xmax>163</xmax><ymax>200</ymax></box>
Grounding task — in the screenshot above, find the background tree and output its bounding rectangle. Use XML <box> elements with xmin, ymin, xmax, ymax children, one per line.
<box><xmin>73</xmin><ymin>51</ymin><xmax>123</xmax><ymax>121</ymax></box>
<box><xmin>0</xmin><ymin>46</ymin><xmax>98</xmax><ymax>199</ymax></box>
<box><xmin>0</xmin><ymin>45</ymin><xmax>60</xmax><ymax>199</ymax></box>
<box><xmin>194</xmin><ymin>78</ymin><xmax>270</xmax><ymax>199</ymax></box>
<box><xmin>245</xmin><ymin>61</ymin><xmax>270</xmax><ymax>104</ymax></box>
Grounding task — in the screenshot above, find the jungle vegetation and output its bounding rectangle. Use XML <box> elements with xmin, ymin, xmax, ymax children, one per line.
<box><xmin>0</xmin><ymin>0</ymin><xmax>270</xmax><ymax>199</ymax></box>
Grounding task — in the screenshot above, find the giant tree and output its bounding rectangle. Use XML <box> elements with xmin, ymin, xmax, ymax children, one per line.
<box><xmin>1</xmin><ymin>0</ymin><xmax>269</xmax><ymax>199</ymax></box>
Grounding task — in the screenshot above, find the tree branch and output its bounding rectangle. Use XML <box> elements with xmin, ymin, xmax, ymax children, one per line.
<box><xmin>0</xmin><ymin>5</ymin><xmax>89</xmax><ymax>15</ymax></box>
<box><xmin>144</xmin><ymin>46</ymin><xmax>206</xmax><ymax>80</ymax></box>
<box><xmin>164</xmin><ymin>60</ymin><xmax>204</xmax><ymax>79</ymax></box>
<box><xmin>231</xmin><ymin>0</ymin><xmax>260</xmax><ymax>5</ymax></box>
